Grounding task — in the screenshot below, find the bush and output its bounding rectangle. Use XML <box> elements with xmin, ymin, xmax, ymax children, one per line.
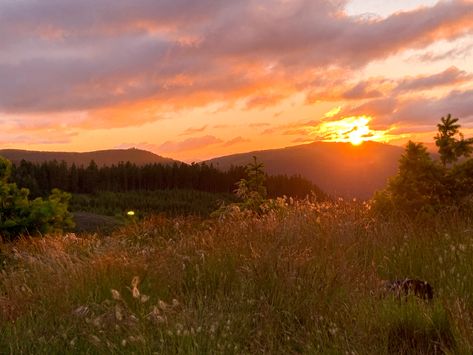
<box><xmin>0</xmin><ymin>156</ymin><xmax>74</xmax><ymax>240</ymax></box>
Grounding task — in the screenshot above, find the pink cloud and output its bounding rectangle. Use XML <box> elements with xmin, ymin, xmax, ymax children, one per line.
<box><xmin>158</xmin><ymin>135</ymin><xmax>223</xmax><ymax>153</ymax></box>
<box><xmin>395</xmin><ymin>66</ymin><xmax>472</xmax><ymax>92</ymax></box>
<box><xmin>345</xmin><ymin>89</ymin><xmax>473</xmax><ymax>129</ymax></box>
<box><xmin>0</xmin><ymin>0</ymin><xmax>472</xmax><ymax>133</ymax></box>
<box><xmin>180</xmin><ymin>125</ymin><xmax>208</xmax><ymax>136</ymax></box>
<box><xmin>221</xmin><ymin>136</ymin><xmax>250</xmax><ymax>147</ymax></box>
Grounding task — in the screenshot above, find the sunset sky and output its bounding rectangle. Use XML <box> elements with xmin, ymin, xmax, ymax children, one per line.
<box><xmin>1</xmin><ymin>0</ymin><xmax>472</xmax><ymax>162</ymax></box>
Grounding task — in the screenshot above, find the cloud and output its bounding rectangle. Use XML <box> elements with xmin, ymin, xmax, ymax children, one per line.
<box><xmin>391</xmin><ymin>89</ymin><xmax>473</xmax><ymax>125</ymax></box>
<box><xmin>307</xmin><ymin>78</ymin><xmax>387</xmax><ymax>102</ymax></box>
<box><xmin>212</xmin><ymin>124</ymin><xmax>233</xmax><ymax>129</ymax></box>
<box><xmin>249</xmin><ymin>122</ymin><xmax>271</xmax><ymax>128</ymax></box>
<box><xmin>292</xmin><ymin>136</ymin><xmax>314</xmax><ymax>144</ymax></box>
<box><xmin>158</xmin><ymin>135</ymin><xmax>223</xmax><ymax>153</ymax></box>
<box><xmin>180</xmin><ymin>125</ymin><xmax>208</xmax><ymax>136</ymax></box>
<box><xmin>308</xmin><ymin>66</ymin><xmax>473</xmax><ymax>103</ymax></box>
<box><xmin>245</xmin><ymin>93</ymin><xmax>287</xmax><ymax>110</ymax></box>
<box><xmin>345</xmin><ymin>89</ymin><xmax>473</xmax><ymax>128</ymax></box>
<box><xmin>395</xmin><ymin>66</ymin><xmax>472</xmax><ymax>92</ymax></box>
<box><xmin>1</xmin><ymin>0</ymin><xmax>473</xmax><ymax>132</ymax></box>
<box><xmin>221</xmin><ymin>136</ymin><xmax>251</xmax><ymax>147</ymax></box>
<box><xmin>417</xmin><ymin>42</ymin><xmax>473</xmax><ymax>62</ymax></box>
<box><xmin>0</xmin><ymin>130</ymin><xmax>78</xmax><ymax>145</ymax></box>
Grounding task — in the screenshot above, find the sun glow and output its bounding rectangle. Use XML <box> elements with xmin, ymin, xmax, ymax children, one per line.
<box><xmin>313</xmin><ymin>116</ymin><xmax>392</xmax><ymax>145</ymax></box>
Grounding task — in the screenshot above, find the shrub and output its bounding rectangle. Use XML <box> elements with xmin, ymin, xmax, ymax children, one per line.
<box><xmin>0</xmin><ymin>156</ymin><xmax>74</xmax><ymax>241</ymax></box>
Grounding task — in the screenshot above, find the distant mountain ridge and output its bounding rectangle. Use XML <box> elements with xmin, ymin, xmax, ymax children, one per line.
<box><xmin>1</xmin><ymin>142</ymin><xmax>407</xmax><ymax>199</ymax></box>
<box><xmin>207</xmin><ymin>141</ymin><xmax>405</xmax><ymax>199</ymax></box>
<box><xmin>0</xmin><ymin>148</ymin><xmax>178</xmax><ymax>167</ymax></box>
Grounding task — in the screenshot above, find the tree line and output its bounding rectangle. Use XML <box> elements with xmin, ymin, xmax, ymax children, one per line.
<box><xmin>9</xmin><ymin>160</ymin><xmax>326</xmax><ymax>199</ymax></box>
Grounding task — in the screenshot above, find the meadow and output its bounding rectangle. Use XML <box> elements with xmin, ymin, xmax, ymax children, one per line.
<box><xmin>1</xmin><ymin>199</ymin><xmax>472</xmax><ymax>354</ymax></box>
<box><xmin>70</xmin><ymin>190</ymin><xmax>237</xmax><ymax>218</ymax></box>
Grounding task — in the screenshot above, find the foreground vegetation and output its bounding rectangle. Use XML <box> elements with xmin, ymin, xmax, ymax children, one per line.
<box><xmin>1</xmin><ymin>201</ymin><xmax>473</xmax><ymax>354</ymax></box>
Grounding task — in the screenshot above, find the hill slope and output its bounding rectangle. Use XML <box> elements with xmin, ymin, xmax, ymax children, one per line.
<box><xmin>208</xmin><ymin>141</ymin><xmax>404</xmax><ymax>199</ymax></box>
<box><xmin>0</xmin><ymin>148</ymin><xmax>178</xmax><ymax>166</ymax></box>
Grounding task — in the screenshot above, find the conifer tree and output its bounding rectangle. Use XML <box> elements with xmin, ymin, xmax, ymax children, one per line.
<box><xmin>435</xmin><ymin>114</ymin><xmax>473</xmax><ymax>167</ymax></box>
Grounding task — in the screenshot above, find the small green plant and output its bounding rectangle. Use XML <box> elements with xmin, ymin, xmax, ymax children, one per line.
<box><xmin>234</xmin><ymin>156</ymin><xmax>267</xmax><ymax>210</ymax></box>
<box><xmin>213</xmin><ymin>156</ymin><xmax>271</xmax><ymax>218</ymax></box>
<box><xmin>0</xmin><ymin>156</ymin><xmax>74</xmax><ymax>240</ymax></box>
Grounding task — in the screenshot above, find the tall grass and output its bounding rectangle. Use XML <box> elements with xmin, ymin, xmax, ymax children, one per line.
<box><xmin>1</xmin><ymin>200</ymin><xmax>473</xmax><ymax>353</ymax></box>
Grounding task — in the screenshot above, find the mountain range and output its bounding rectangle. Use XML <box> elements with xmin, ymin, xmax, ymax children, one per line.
<box><xmin>207</xmin><ymin>141</ymin><xmax>404</xmax><ymax>199</ymax></box>
<box><xmin>0</xmin><ymin>142</ymin><xmax>406</xmax><ymax>198</ymax></box>
<box><xmin>0</xmin><ymin>148</ymin><xmax>176</xmax><ymax>167</ymax></box>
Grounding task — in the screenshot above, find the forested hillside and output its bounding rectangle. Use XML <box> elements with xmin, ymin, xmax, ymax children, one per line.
<box><xmin>208</xmin><ymin>141</ymin><xmax>404</xmax><ymax>198</ymax></box>
<box><xmin>9</xmin><ymin>159</ymin><xmax>327</xmax><ymax>200</ymax></box>
<box><xmin>0</xmin><ymin>148</ymin><xmax>176</xmax><ymax>167</ymax></box>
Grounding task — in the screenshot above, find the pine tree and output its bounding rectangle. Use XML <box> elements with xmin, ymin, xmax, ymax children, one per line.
<box><xmin>234</xmin><ymin>156</ymin><xmax>267</xmax><ymax>212</ymax></box>
<box><xmin>373</xmin><ymin>142</ymin><xmax>446</xmax><ymax>214</ymax></box>
<box><xmin>435</xmin><ymin>114</ymin><xmax>473</xmax><ymax>167</ymax></box>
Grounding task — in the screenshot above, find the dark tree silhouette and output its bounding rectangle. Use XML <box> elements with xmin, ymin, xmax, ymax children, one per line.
<box><xmin>435</xmin><ymin>114</ymin><xmax>473</xmax><ymax>167</ymax></box>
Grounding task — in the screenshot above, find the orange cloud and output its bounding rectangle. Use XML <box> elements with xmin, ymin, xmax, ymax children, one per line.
<box><xmin>1</xmin><ymin>0</ymin><xmax>472</xmax><ymax>123</ymax></box>
<box><xmin>1</xmin><ymin>0</ymin><xmax>473</xmax><ymax>154</ymax></box>
<box><xmin>158</xmin><ymin>135</ymin><xmax>223</xmax><ymax>153</ymax></box>
<box><xmin>221</xmin><ymin>136</ymin><xmax>251</xmax><ymax>147</ymax></box>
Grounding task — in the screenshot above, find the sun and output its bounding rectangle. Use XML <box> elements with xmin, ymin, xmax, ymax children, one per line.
<box><xmin>312</xmin><ymin>115</ymin><xmax>392</xmax><ymax>145</ymax></box>
<box><xmin>345</xmin><ymin>117</ymin><xmax>372</xmax><ymax>145</ymax></box>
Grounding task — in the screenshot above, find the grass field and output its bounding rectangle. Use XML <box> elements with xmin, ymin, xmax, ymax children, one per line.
<box><xmin>70</xmin><ymin>190</ymin><xmax>237</xmax><ymax>218</ymax></box>
<box><xmin>1</xmin><ymin>199</ymin><xmax>473</xmax><ymax>354</ymax></box>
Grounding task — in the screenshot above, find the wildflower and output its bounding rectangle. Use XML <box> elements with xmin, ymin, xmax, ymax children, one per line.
<box><xmin>140</xmin><ymin>294</ymin><xmax>150</xmax><ymax>303</ymax></box>
<box><xmin>127</xmin><ymin>211</ymin><xmax>135</xmax><ymax>216</ymax></box>
<box><xmin>158</xmin><ymin>300</ymin><xmax>168</xmax><ymax>310</ymax></box>
<box><xmin>115</xmin><ymin>305</ymin><xmax>123</xmax><ymax>321</ymax></box>
<box><xmin>111</xmin><ymin>289</ymin><xmax>121</xmax><ymax>300</ymax></box>
<box><xmin>92</xmin><ymin>316</ymin><xmax>102</xmax><ymax>328</ymax></box>
<box><xmin>210</xmin><ymin>324</ymin><xmax>217</xmax><ymax>334</ymax></box>
<box><xmin>132</xmin><ymin>287</ymin><xmax>140</xmax><ymax>299</ymax></box>
<box><xmin>72</xmin><ymin>305</ymin><xmax>90</xmax><ymax>318</ymax></box>
<box><xmin>172</xmin><ymin>298</ymin><xmax>180</xmax><ymax>307</ymax></box>
<box><xmin>155</xmin><ymin>315</ymin><xmax>166</xmax><ymax>324</ymax></box>
<box><xmin>147</xmin><ymin>307</ymin><xmax>166</xmax><ymax>324</ymax></box>
<box><xmin>90</xmin><ymin>335</ymin><xmax>101</xmax><ymax>345</ymax></box>
<box><xmin>150</xmin><ymin>306</ymin><xmax>160</xmax><ymax>316</ymax></box>
<box><xmin>131</xmin><ymin>276</ymin><xmax>140</xmax><ymax>288</ymax></box>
